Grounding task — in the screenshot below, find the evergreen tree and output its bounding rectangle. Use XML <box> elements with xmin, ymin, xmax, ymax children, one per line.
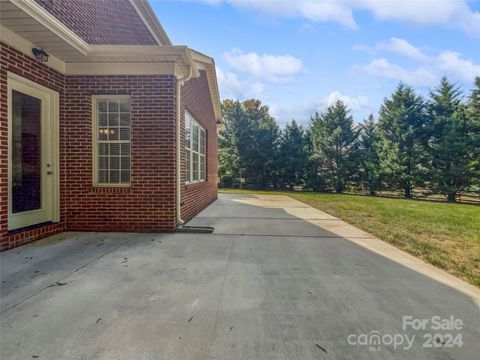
<box><xmin>219</xmin><ymin>100</ymin><xmax>245</xmax><ymax>187</ymax></box>
<box><xmin>243</xmin><ymin>99</ymin><xmax>280</xmax><ymax>188</ymax></box>
<box><xmin>467</xmin><ymin>77</ymin><xmax>480</xmax><ymax>192</ymax></box>
<box><xmin>428</xmin><ymin>77</ymin><xmax>475</xmax><ymax>201</ymax></box>
<box><xmin>278</xmin><ymin>120</ymin><xmax>307</xmax><ymax>189</ymax></box>
<box><xmin>377</xmin><ymin>83</ymin><xmax>429</xmax><ymax>198</ymax></box>
<box><xmin>468</xmin><ymin>77</ymin><xmax>480</xmax><ymax>121</ymax></box>
<box><xmin>303</xmin><ymin>127</ymin><xmax>326</xmax><ymax>191</ymax></box>
<box><xmin>219</xmin><ymin>79</ymin><xmax>479</xmax><ymax>200</ymax></box>
<box><xmin>310</xmin><ymin>101</ymin><xmax>360</xmax><ymax>193</ymax></box>
<box><xmin>359</xmin><ymin>114</ymin><xmax>381</xmax><ymax>195</ymax></box>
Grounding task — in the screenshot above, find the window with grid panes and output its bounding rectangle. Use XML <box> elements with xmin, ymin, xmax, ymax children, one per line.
<box><xmin>94</xmin><ymin>96</ymin><xmax>131</xmax><ymax>185</ymax></box>
<box><xmin>185</xmin><ymin>112</ymin><xmax>206</xmax><ymax>183</ymax></box>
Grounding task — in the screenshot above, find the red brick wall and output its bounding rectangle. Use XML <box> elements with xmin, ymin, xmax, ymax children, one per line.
<box><xmin>180</xmin><ymin>71</ymin><xmax>218</xmax><ymax>222</ymax></box>
<box><xmin>0</xmin><ymin>43</ymin><xmax>219</xmax><ymax>251</ymax></box>
<box><xmin>64</xmin><ymin>75</ymin><xmax>177</xmax><ymax>233</ymax></box>
<box><xmin>34</xmin><ymin>0</ymin><xmax>156</xmax><ymax>45</ymax></box>
<box><xmin>1</xmin><ymin>43</ymin><xmax>179</xmax><ymax>250</ymax></box>
<box><xmin>0</xmin><ymin>42</ymin><xmax>66</xmax><ymax>250</ymax></box>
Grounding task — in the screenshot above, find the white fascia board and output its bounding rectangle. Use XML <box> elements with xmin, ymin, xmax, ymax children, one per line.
<box><xmin>66</xmin><ymin>62</ymin><xmax>178</xmax><ymax>75</ymax></box>
<box><xmin>86</xmin><ymin>44</ymin><xmax>186</xmax><ymax>56</ymax></box>
<box><xmin>84</xmin><ymin>45</ymin><xmax>199</xmax><ymax>78</ymax></box>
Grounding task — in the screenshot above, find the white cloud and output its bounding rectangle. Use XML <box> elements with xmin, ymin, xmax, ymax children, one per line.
<box><xmin>318</xmin><ymin>91</ymin><xmax>369</xmax><ymax>111</ymax></box>
<box><xmin>362</xmin><ymin>58</ymin><xmax>438</xmax><ymax>86</ymax></box>
<box><xmin>223</xmin><ymin>48</ymin><xmax>304</xmax><ymax>82</ymax></box>
<box><xmin>360</xmin><ymin>0</ymin><xmax>480</xmax><ymax>37</ymax></box>
<box><xmin>436</xmin><ymin>51</ymin><xmax>480</xmax><ymax>82</ymax></box>
<box><xmin>361</xmin><ymin>38</ymin><xmax>480</xmax><ymax>85</ymax></box>
<box><xmin>377</xmin><ymin>37</ymin><xmax>430</xmax><ymax>62</ymax></box>
<box><xmin>214</xmin><ymin>0</ymin><xmax>357</xmax><ymax>29</ymax></box>
<box><xmin>216</xmin><ymin>67</ymin><xmax>265</xmax><ymax>99</ymax></box>
<box><xmin>200</xmin><ymin>0</ymin><xmax>480</xmax><ymax>37</ymax></box>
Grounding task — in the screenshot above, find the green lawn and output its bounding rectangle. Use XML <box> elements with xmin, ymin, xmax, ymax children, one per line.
<box><xmin>220</xmin><ymin>189</ymin><xmax>480</xmax><ymax>287</ymax></box>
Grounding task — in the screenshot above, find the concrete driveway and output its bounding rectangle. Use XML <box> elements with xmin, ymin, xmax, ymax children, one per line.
<box><xmin>1</xmin><ymin>193</ymin><xmax>479</xmax><ymax>360</ymax></box>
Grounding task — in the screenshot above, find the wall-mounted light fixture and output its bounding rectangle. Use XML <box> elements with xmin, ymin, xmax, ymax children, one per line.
<box><xmin>32</xmin><ymin>48</ymin><xmax>49</xmax><ymax>62</ymax></box>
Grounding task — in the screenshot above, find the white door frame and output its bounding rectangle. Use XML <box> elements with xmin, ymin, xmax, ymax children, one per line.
<box><xmin>7</xmin><ymin>72</ymin><xmax>60</xmax><ymax>230</ymax></box>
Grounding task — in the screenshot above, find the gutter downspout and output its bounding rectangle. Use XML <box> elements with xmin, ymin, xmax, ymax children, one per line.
<box><xmin>176</xmin><ymin>65</ymin><xmax>194</xmax><ymax>226</ymax></box>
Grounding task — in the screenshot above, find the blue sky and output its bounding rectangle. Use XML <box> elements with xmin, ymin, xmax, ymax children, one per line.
<box><xmin>151</xmin><ymin>0</ymin><xmax>480</xmax><ymax>126</ymax></box>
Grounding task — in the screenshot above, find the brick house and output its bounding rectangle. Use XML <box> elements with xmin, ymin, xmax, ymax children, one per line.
<box><xmin>0</xmin><ymin>0</ymin><xmax>222</xmax><ymax>250</ymax></box>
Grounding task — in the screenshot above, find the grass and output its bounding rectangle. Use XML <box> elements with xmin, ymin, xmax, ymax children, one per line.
<box><xmin>220</xmin><ymin>189</ymin><xmax>480</xmax><ymax>287</ymax></box>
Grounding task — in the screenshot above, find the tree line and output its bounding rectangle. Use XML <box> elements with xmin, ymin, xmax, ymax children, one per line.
<box><xmin>219</xmin><ymin>77</ymin><xmax>480</xmax><ymax>202</ymax></box>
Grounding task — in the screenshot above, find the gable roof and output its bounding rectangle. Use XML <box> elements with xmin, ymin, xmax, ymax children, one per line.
<box><xmin>32</xmin><ymin>0</ymin><xmax>170</xmax><ymax>45</ymax></box>
<box><xmin>1</xmin><ymin>0</ymin><xmax>220</xmax><ymax>122</ymax></box>
<box><xmin>190</xmin><ymin>49</ymin><xmax>222</xmax><ymax>125</ymax></box>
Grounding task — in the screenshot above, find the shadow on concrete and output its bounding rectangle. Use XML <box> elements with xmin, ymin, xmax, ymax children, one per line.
<box><xmin>0</xmin><ymin>193</ymin><xmax>479</xmax><ymax>360</ymax></box>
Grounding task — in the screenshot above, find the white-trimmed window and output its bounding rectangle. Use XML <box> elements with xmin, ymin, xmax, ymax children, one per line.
<box><xmin>93</xmin><ymin>96</ymin><xmax>131</xmax><ymax>186</ymax></box>
<box><xmin>185</xmin><ymin>113</ymin><xmax>206</xmax><ymax>183</ymax></box>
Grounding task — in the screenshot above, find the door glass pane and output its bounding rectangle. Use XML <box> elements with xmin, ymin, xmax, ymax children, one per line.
<box><xmin>12</xmin><ymin>90</ymin><xmax>41</xmax><ymax>213</ymax></box>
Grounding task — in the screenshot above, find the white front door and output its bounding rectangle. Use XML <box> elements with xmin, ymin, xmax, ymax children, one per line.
<box><xmin>8</xmin><ymin>73</ymin><xmax>59</xmax><ymax>230</ymax></box>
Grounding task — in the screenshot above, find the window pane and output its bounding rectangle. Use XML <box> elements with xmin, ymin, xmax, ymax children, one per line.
<box><xmin>200</xmin><ymin>155</ymin><xmax>205</xmax><ymax>180</ymax></box>
<box><xmin>121</xmin><ymin>143</ymin><xmax>130</xmax><ymax>156</ymax></box>
<box><xmin>185</xmin><ymin>115</ymin><xmax>191</xmax><ymax>149</ymax></box>
<box><xmin>121</xmin><ymin>156</ymin><xmax>130</xmax><ymax>170</ymax></box>
<box><xmin>99</xmin><ymin>170</ymin><xmax>108</xmax><ymax>183</ymax></box>
<box><xmin>119</xmin><ymin>100</ymin><xmax>130</xmax><ymax>112</ymax></box>
<box><xmin>99</xmin><ymin>156</ymin><xmax>108</xmax><ymax>170</ymax></box>
<box><xmin>119</xmin><ymin>128</ymin><xmax>130</xmax><ymax>140</ymax></box>
<box><xmin>110</xmin><ymin>157</ymin><xmax>120</xmax><ymax>170</ymax></box>
<box><xmin>186</xmin><ymin>149</ymin><xmax>190</xmax><ymax>182</ymax></box>
<box><xmin>192</xmin><ymin>123</ymin><xmax>199</xmax><ymax>152</ymax></box>
<box><xmin>99</xmin><ymin>143</ymin><xmax>108</xmax><ymax>155</ymax></box>
<box><xmin>121</xmin><ymin>170</ymin><xmax>130</xmax><ymax>183</ymax></box>
<box><xmin>110</xmin><ymin>143</ymin><xmax>120</xmax><ymax>155</ymax></box>
<box><xmin>109</xmin><ymin>170</ymin><xmax>120</xmax><ymax>184</ymax></box>
<box><xmin>120</xmin><ymin>113</ymin><xmax>129</xmax><ymax>126</ymax></box>
<box><xmin>200</xmin><ymin>129</ymin><xmax>206</xmax><ymax>155</ymax></box>
<box><xmin>192</xmin><ymin>153</ymin><xmax>199</xmax><ymax>181</ymax></box>
<box><xmin>108</xmin><ymin>128</ymin><xmax>119</xmax><ymax>140</ymax></box>
<box><xmin>108</xmin><ymin>100</ymin><xmax>119</xmax><ymax>112</ymax></box>
<box><xmin>108</xmin><ymin>112</ymin><xmax>119</xmax><ymax>127</ymax></box>
<box><xmin>99</xmin><ymin>113</ymin><xmax>107</xmax><ymax>126</ymax></box>
<box><xmin>98</xmin><ymin>100</ymin><xmax>107</xmax><ymax>112</ymax></box>
<box><xmin>98</xmin><ymin>128</ymin><xmax>108</xmax><ymax>140</ymax></box>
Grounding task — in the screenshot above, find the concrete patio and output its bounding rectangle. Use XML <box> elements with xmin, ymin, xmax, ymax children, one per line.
<box><xmin>1</xmin><ymin>193</ymin><xmax>479</xmax><ymax>359</ymax></box>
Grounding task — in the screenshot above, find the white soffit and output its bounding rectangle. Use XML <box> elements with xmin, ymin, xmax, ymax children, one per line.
<box><xmin>0</xmin><ymin>0</ymin><xmax>88</xmax><ymax>60</ymax></box>
<box><xmin>1</xmin><ymin>24</ymin><xmax>199</xmax><ymax>78</ymax></box>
